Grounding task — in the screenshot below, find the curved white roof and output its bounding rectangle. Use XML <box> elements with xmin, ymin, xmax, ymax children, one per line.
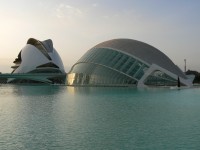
<box><xmin>12</xmin><ymin>38</ymin><xmax>65</xmax><ymax>74</ymax></box>
<box><xmin>93</xmin><ymin>39</ymin><xmax>186</xmax><ymax>79</ymax></box>
<box><xmin>27</xmin><ymin>38</ymin><xmax>54</xmax><ymax>53</ymax></box>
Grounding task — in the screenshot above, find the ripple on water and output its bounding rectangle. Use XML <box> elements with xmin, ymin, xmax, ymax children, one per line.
<box><xmin>0</xmin><ymin>85</ymin><xmax>200</xmax><ymax>149</ymax></box>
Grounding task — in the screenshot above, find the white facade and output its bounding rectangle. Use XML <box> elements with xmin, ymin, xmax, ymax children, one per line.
<box><xmin>137</xmin><ymin>64</ymin><xmax>193</xmax><ymax>87</ymax></box>
<box><xmin>12</xmin><ymin>38</ymin><xmax>65</xmax><ymax>74</ymax></box>
<box><xmin>9</xmin><ymin>38</ymin><xmax>65</xmax><ymax>84</ymax></box>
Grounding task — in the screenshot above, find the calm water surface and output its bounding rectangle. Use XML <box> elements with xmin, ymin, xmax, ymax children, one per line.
<box><xmin>0</xmin><ymin>85</ymin><xmax>200</xmax><ymax>149</ymax></box>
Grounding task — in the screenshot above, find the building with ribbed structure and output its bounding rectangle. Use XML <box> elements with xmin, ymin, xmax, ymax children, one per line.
<box><xmin>67</xmin><ymin>39</ymin><xmax>193</xmax><ymax>87</ymax></box>
<box><xmin>8</xmin><ymin>38</ymin><xmax>66</xmax><ymax>84</ymax></box>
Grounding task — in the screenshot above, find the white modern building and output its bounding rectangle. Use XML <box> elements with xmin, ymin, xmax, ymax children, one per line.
<box><xmin>67</xmin><ymin>39</ymin><xmax>193</xmax><ymax>87</ymax></box>
<box><xmin>9</xmin><ymin>38</ymin><xmax>66</xmax><ymax>84</ymax></box>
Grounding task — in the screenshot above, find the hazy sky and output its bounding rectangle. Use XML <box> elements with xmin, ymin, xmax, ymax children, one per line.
<box><xmin>0</xmin><ymin>0</ymin><xmax>200</xmax><ymax>73</ymax></box>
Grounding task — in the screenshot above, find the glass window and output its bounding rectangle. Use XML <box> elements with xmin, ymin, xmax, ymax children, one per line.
<box><xmin>128</xmin><ymin>62</ymin><xmax>141</xmax><ymax>76</ymax></box>
<box><xmin>134</xmin><ymin>65</ymin><xmax>149</xmax><ymax>80</ymax></box>
<box><xmin>144</xmin><ymin>70</ymin><xmax>177</xmax><ymax>86</ymax></box>
<box><xmin>73</xmin><ymin>48</ymin><xmax>150</xmax><ymax>85</ymax></box>
<box><xmin>122</xmin><ymin>58</ymin><xmax>135</xmax><ymax>73</ymax></box>
<box><xmin>68</xmin><ymin>63</ymin><xmax>137</xmax><ymax>86</ymax></box>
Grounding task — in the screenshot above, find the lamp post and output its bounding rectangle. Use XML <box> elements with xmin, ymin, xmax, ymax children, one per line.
<box><xmin>184</xmin><ymin>59</ymin><xmax>186</xmax><ymax>73</ymax></box>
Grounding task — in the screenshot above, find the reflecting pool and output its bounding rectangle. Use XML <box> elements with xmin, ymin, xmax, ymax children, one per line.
<box><xmin>0</xmin><ymin>85</ymin><xmax>200</xmax><ymax>149</ymax></box>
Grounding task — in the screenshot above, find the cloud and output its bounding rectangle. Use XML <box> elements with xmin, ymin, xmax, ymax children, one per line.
<box><xmin>55</xmin><ymin>4</ymin><xmax>83</xmax><ymax>19</ymax></box>
<box><xmin>92</xmin><ymin>3</ymin><xmax>99</xmax><ymax>7</ymax></box>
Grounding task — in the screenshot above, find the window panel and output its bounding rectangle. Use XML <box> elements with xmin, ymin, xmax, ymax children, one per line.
<box><xmin>73</xmin><ymin>47</ymin><xmax>150</xmax><ymax>86</ymax></box>
<box><xmin>68</xmin><ymin>63</ymin><xmax>137</xmax><ymax>86</ymax></box>
<box><xmin>144</xmin><ymin>70</ymin><xmax>177</xmax><ymax>86</ymax></box>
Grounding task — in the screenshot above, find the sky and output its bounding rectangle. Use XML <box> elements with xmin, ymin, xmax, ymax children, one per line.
<box><xmin>0</xmin><ymin>0</ymin><xmax>200</xmax><ymax>73</ymax></box>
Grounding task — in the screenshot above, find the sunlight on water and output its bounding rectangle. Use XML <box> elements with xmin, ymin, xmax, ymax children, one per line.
<box><xmin>0</xmin><ymin>85</ymin><xmax>200</xmax><ymax>149</ymax></box>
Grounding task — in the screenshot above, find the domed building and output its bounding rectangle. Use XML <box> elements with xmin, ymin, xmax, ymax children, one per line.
<box><xmin>9</xmin><ymin>38</ymin><xmax>66</xmax><ymax>84</ymax></box>
<box><xmin>67</xmin><ymin>39</ymin><xmax>193</xmax><ymax>87</ymax></box>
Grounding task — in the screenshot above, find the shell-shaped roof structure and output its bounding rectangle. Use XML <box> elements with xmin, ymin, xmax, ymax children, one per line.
<box><xmin>93</xmin><ymin>39</ymin><xmax>186</xmax><ymax>79</ymax></box>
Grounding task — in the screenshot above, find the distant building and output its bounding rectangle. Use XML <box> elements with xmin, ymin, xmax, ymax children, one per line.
<box><xmin>67</xmin><ymin>39</ymin><xmax>193</xmax><ymax>87</ymax></box>
<box><xmin>8</xmin><ymin>38</ymin><xmax>66</xmax><ymax>84</ymax></box>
